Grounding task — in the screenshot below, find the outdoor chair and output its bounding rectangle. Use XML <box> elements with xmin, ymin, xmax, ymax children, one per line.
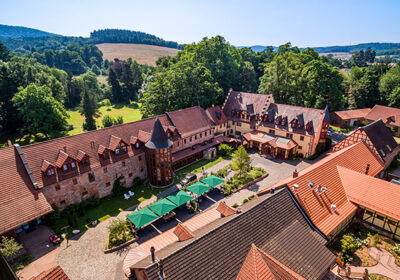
<box><xmin>129</xmin><ymin>190</ymin><xmax>135</xmax><ymax>196</ymax></box>
<box><xmin>124</xmin><ymin>193</ymin><xmax>130</xmax><ymax>200</ymax></box>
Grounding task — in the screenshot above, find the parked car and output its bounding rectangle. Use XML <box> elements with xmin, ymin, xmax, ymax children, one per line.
<box><xmin>180</xmin><ymin>173</ymin><xmax>197</xmax><ymax>186</ymax></box>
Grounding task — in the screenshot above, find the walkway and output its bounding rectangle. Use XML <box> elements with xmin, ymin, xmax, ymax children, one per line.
<box><xmin>347</xmin><ymin>247</ymin><xmax>400</xmax><ymax>280</ymax></box>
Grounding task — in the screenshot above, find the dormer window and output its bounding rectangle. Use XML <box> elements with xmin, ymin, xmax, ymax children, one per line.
<box><xmin>103</xmin><ymin>152</ymin><xmax>109</xmax><ymax>160</ymax></box>
<box><xmin>115</xmin><ymin>148</ymin><xmax>120</xmax><ymax>155</ymax></box>
<box><xmin>136</xmin><ymin>142</ymin><xmax>140</xmax><ymax>149</ymax></box>
<box><xmin>47</xmin><ymin>168</ymin><xmax>55</xmax><ymax>176</ymax></box>
<box><xmin>63</xmin><ymin>164</ymin><xmax>68</xmax><ymax>171</ymax></box>
<box><xmin>275</xmin><ymin>119</ymin><xmax>280</xmax><ymax>125</ymax></box>
<box><xmin>71</xmin><ymin>162</ymin><xmax>76</xmax><ymax>169</ymax></box>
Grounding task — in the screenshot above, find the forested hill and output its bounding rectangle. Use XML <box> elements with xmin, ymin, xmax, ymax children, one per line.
<box><xmin>0</xmin><ymin>24</ymin><xmax>58</xmax><ymax>39</ymax></box>
<box><xmin>241</xmin><ymin>42</ymin><xmax>400</xmax><ymax>55</ymax></box>
<box><xmin>90</xmin><ymin>29</ymin><xmax>182</xmax><ymax>49</ymax></box>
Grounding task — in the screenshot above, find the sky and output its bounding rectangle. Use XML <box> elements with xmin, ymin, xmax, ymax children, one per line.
<box><xmin>1</xmin><ymin>0</ymin><xmax>399</xmax><ymax>47</ymax></box>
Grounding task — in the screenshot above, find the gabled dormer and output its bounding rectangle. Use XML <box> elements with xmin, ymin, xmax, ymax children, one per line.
<box><xmin>76</xmin><ymin>150</ymin><xmax>90</xmax><ymax>166</ymax></box>
<box><xmin>55</xmin><ymin>150</ymin><xmax>77</xmax><ymax>173</ymax></box>
<box><xmin>98</xmin><ymin>144</ymin><xmax>110</xmax><ymax>160</ymax></box>
<box><xmin>306</xmin><ymin>121</ymin><xmax>313</xmax><ymax>131</ymax></box>
<box><xmin>130</xmin><ymin>136</ymin><xmax>141</xmax><ymax>150</ymax></box>
<box><xmin>109</xmin><ymin>135</ymin><xmax>128</xmax><ymax>156</ymax></box>
<box><xmin>41</xmin><ymin>160</ymin><xmax>56</xmax><ymax>177</ymax></box>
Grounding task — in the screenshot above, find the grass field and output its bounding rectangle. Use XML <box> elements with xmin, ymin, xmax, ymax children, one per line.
<box><xmin>67</xmin><ymin>101</ymin><xmax>142</xmax><ymax>135</ymax></box>
<box><xmin>97</xmin><ymin>43</ymin><xmax>179</xmax><ymax>66</ymax></box>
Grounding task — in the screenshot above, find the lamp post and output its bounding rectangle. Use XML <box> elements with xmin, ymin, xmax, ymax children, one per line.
<box><xmin>61</xmin><ymin>233</ymin><xmax>68</xmax><ymax>248</ymax></box>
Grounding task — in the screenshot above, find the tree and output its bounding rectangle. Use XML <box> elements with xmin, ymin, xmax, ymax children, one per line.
<box><xmin>0</xmin><ymin>236</ymin><xmax>23</xmax><ymax>259</ymax></box>
<box><xmin>102</xmin><ymin>115</ymin><xmax>115</xmax><ymax>128</ymax></box>
<box><xmin>231</xmin><ymin>145</ymin><xmax>251</xmax><ymax>177</ymax></box>
<box><xmin>218</xmin><ymin>143</ymin><xmax>233</xmax><ymax>157</ymax></box>
<box><xmin>108</xmin><ymin>68</ymin><xmax>123</xmax><ymax>103</ymax></box>
<box><xmin>12</xmin><ymin>84</ymin><xmax>68</xmax><ymax>138</ymax></box>
<box><xmin>80</xmin><ymin>88</ymin><xmax>98</xmax><ymax>131</ymax></box>
<box><xmin>346</xmin><ymin>67</ymin><xmax>381</xmax><ymax>109</ymax></box>
<box><xmin>0</xmin><ymin>41</ymin><xmax>10</xmax><ymax>61</ymax></box>
<box><xmin>380</xmin><ymin>65</ymin><xmax>400</xmax><ymax>105</ymax></box>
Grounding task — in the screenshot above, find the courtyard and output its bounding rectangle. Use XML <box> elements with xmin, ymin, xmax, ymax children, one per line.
<box><xmin>18</xmin><ymin>152</ymin><xmax>311</xmax><ymax>280</ymax></box>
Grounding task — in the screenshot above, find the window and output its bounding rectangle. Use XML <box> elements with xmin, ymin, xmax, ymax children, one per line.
<box><xmin>235</xmin><ymin>131</ymin><xmax>241</xmax><ymax>136</ymax></box>
<box><xmin>72</xmin><ymin>178</ymin><xmax>78</xmax><ymax>185</ymax></box>
<box><xmin>376</xmin><ymin>215</ymin><xmax>385</xmax><ymax>221</ymax></box>
<box><xmin>286</xmin><ymin>133</ymin><xmax>293</xmax><ymax>139</ymax></box>
<box><xmin>60</xmin><ymin>200</ymin><xmax>66</xmax><ymax>206</ymax></box>
<box><xmin>104</xmin><ymin>167</ymin><xmax>108</xmax><ymax>173</ymax></box>
<box><xmin>236</xmin><ymin>122</ymin><xmax>242</xmax><ymax>127</ymax></box>
<box><xmin>184</xmin><ymin>139</ymin><xmax>187</xmax><ymax>144</ymax></box>
<box><xmin>190</xmin><ymin>137</ymin><xmax>192</xmax><ymax>142</ymax></box>
<box><xmin>122</xmin><ymin>161</ymin><xmax>126</xmax><ymax>167</ymax></box>
<box><xmin>71</xmin><ymin>162</ymin><xmax>76</xmax><ymax>169</ymax></box>
<box><xmin>200</xmin><ymin>133</ymin><xmax>202</xmax><ymax>138</ymax></box>
<box><xmin>177</xmin><ymin>141</ymin><xmax>180</xmax><ymax>147</ymax></box>
<box><xmin>103</xmin><ymin>153</ymin><xmax>109</xmax><ymax>160</ymax></box>
<box><xmin>121</xmin><ymin>145</ymin><xmax>127</xmax><ymax>153</ymax></box>
<box><xmin>299</xmin><ymin>146</ymin><xmax>302</xmax><ymax>150</ymax></box>
<box><xmin>232</xmin><ymin>121</ymin><xmax>235</xmax><ymax>125</ymax></box>
<box><xmin>300</xmin><ymin>136</ymin><xmax>304</xmax><ymax>141</ymax></box>
<box><xmin>106</xmin><ymin>182</ymin><xmax>111</xmax><ymax>187</ymax></box>
<box><xmin>47</xmin><ymin>168</ymin><xmax>55</xmax><ymax>176</ymax></box>
<box><xmin>140</xmin><ymin>168</ymin><xmax>144</xmax><ymax>172</ymax></box>
<box><xmin>88</xmin><ymin>173</ymin><xmax>95</xmax><ymax>182</ymax></box>
<box><xmin>55</xmin><ymin>185</ymin><xmax>60</xmax><ymax>191</ymax></box>
<box><xmin>205</xmin><ymin>131</ymin><xmax>207</xmax><ymax>136</ymax></box>
<box><xmin>139</xmin><ymin>155</ymin><xmax>142</xmax><ymax>161</ymax></box>
<box><xmin>195</xmin><ymin>135</ymin><xmax>197</xmax><ymax>140</ymax></box>
<box><xmin>129</xmin><ymin>173</ymin><xmax>133</xmax><ymax>177</ymax></box>
<box><xmin>115</xmin><ymin>148</ymin><xmax>120</xmax><ymax>155</ymax></box>
<box><xmin>220</xmin><ymin>124</ymin><xmax>222</xmax><ymax>128</ymax></box>
<box><xmin>63</xmin><ymin>164</ymin><xmax>68</xmax><ymax>171</ymax></box>
<box><xmin>82</xmin><ymin>191</ymin><xmax>88</xmax><ymax>197</ymax></box>
<box><xmin>269</xmin><ymin>129</ymin><xmax>275</xmax><ymax>134</ymax></box>
<box><xmin>135</xmin><ymin>143</ymin><xmax>140</xmax><ymax>149</ymax></box>
<box><xmin>83</xmin><ymin>159</ymin><xmax>90</xmax><ymax>166</ymax></box>
<box><xmin>366</xmin><ymin>210</ymin><xmax>374</xmax><ymax>216</ymax></box>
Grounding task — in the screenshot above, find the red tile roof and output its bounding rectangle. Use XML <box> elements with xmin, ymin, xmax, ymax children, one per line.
<box><xmin>0</xmin><ymin>147</ymin><xmax>52</xmax><ymax>234</ymax></box>
<box><xmin>338</xmin><ymin>166</ymin><xmax>400</xmax><ymax>221</ymax></box>
<box><xmin>223</xmin><ymin>91</ymin><xmax>274</xmax><ymax>117</ymax></box>
<box><xmin>236</xmin><ymin>244</ymin><xmax>305</xmax><ymax>280</ymax></box>
<box><xmin>32</xmin><ymin>265</ymin><xmax>70</xmax><ymax>280</ymax></box>
<box><xmin>55</xmin><ymin>150</ymin><xmax>71</xmax><ymax>168</ymax></box>
<box><xmin>365</xmin><ymin>105</ymin><xmax>400</xmax><ymax>127</ymax></box>
<box><xmin>243</xmin><ymin>131</ymin><xmax>298</xmax><ymax>150</ymax></box>
<box><xmin>206</xmin><ymin>105</ymin><xmax>227</xmax><ymax>125</ymax></box>
<box><xmin>168</xmin><ymin>106</ymin><xmax>213</xmax><ymax>138</ymax></box>
<box><xmin>138</xmin><ymin>130</ymin><xmax>151</xmax><ymax>143</ymax></box>
<box><xmin>76</xmin><ymin>150</ymin><xmax>88</xmax><ymax>162</ymax></box>
<box><xmin>332</xmin><ymin>108</ymin><xmax>371</xmax><ymax>120</ymax></box>
<box><xmin>216</xmin><ymin>201</ymin><xmax>236</xmax><ymax>217</ymax></box>
<box><xmin>41</xmin><ymin>160</ymin><xmax>54</xmax><ymax>172</ymax></box>
<box><xmin>97</xmin><ymin>144</ymin><xmax>107</xmax><ymax>155</ymax></box>
<box><xmin>108</xmin><ymin>135</ymin><xmax>123</xmax><ymax>151</ymax></box>
<box><xmin>173</xmin><ymin>223</ymin><xmax>194</xmax><ymax>241</ymax></box>
<box><xmin>259</xmin><ymin>142</ymin><xmax>384</xmax><ymax>236</ymax></box>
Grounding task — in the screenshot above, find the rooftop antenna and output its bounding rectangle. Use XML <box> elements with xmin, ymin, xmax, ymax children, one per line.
<box><xmin>292</xmin><ymin>184</ymin><xmax>299</xmax><ymax>195</ymax></box>
<box><xmin>308</xmin><ymin>182</ymin><xmax>315</xmax><ymax>191</ymax></box>
<box><xmin>331</xmin><ymin>204</ymin><xmax>337</xmax><ymax>213</ymax></box>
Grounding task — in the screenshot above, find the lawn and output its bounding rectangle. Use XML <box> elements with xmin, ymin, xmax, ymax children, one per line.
<box><xmin>175</xmin><ymin>156</ymin><xmax>226</xmax><ymax>181</ymax></box>
<box><xmin>330</xmin><ymin>125</ymin><xmax>353</xmax><ymax>134</ymax></box>
<box><xmin>49</xmin><ymin>184</ymin><xmax>164</xmax><ymax>237</ymax></box>
<box><xmin>67</xmin><ymin>101</ymin><xmax>142</xmax><ymax>135</ymax></box>
<box><xmin>0</xmin><ymin>102</ymin><xmax>143</xmax><ymax>148</ymax></box>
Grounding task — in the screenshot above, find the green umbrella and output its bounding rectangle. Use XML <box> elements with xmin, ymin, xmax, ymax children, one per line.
<box><xmin>148</xmin><ymin>198</ymin><xmax>178</xmax><ymax>216</ymax></box>
<box><xmin>187</xmin><ymin>182</ymin><xmax>212</xmax><ymax>196</ymax></box>
<box><xmin>166</xmin><ymin>190</ymin><xmax>194</xmax><ymax>206</ymax></box>
<box><xmin>127</xmin><ymin>208</ymin><xmax>159</xmax><ymax>228</ymax></box>
<box><xmin>201</xmin><ymin>175</ymin><xmax>225</xmax><ymax>188</ymax></box>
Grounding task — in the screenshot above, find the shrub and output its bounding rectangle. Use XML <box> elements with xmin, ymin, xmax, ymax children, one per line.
<box><xmin>115</xmin><ymin>115</ymin><xmax>124</xmax><ymax>125</ymax></box>
<box><xmin>242</xmin><ymin>198</ymin><xmax>248</xmax><ymax>204</ymax></box>
<box><xmin>102</xmin><ymin>115</ymin><xmax>115</xmax><ymax>128</ymax></box>
<box><xmin>111</xmin><ymin>177</ymin><xmax>125</xmax><ymax>196</ymax></box>
<box><xmin>218</xmin><ymin>143</ymin><xmax>233</xmax><ymax>157</ymax></box>
<box><xmin>248</xmin><ymin>195</ymin><xmax>255</xmax><ymax>200</ymax></box>
<box><xmin>0</xmin><ymin>236</ymin><xmax>23</xmax><ymax>259</ymax></box>
<box><xmin>190</xmin><ymin>200</ymin><xmax>199</xmax><ymax>212</ymax></box>
<box><xmin>107</xmin><ymin>219</ymin><xmax>134</xmax><ymax>248</ymax></box>
<box><xmin>132</xmin><ymin>176</ymin><xmax>143</xmax><ymax>187</ymax></box>
<box><xmin>341</xmin><ymin>235</ymin><xmax>357</xmax><ymax>256</ymax></box>
<box><xmin>101</xmin><ymin>99</ymin><xmax>112</xmax><ymax>106</ymax></box>
<box><xmin>392</xmin><ymin>243</ymin><xmax>400</xmax><ymax>257</ymax></box>
<box><xmin>85</xmin><ymin>197</ymin><xmax>100</xmax><ymax>208</ymax></box>
<box><xmin>215</xmin><ymin>166</ymin><xmax>229</xmax><ymax>178</ymax></box>
<box><xmin>232</xmin><ymin>203</ymin><xmax>239</xmax><ymax>208</ymax></box>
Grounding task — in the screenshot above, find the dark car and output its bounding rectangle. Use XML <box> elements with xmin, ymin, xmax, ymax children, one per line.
<box><xmin>180</xmin><ymin>173</ymin><xmax>197</xmax><ymax>186</ymax></box>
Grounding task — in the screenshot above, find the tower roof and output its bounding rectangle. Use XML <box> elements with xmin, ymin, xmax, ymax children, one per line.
<box><xmin>323</xmin><ymin>105</ymin><xmax>330</xmax><ymax>123</ymax></box>
<box><xmin>145</xmin><ymin>117</ymin><xmax>173</xmax><ymax>150</ymax></box>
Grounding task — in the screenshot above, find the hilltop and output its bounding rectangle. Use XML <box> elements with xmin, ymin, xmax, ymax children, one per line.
<box><xmin>0</xmin><ymin>24</ymin><xmax>58</xmax><ymax>39</ymax></box>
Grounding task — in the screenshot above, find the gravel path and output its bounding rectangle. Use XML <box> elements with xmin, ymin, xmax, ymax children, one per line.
<box><xmin>56</xmin><ymin>211</ymin><xmax>133</xmax><ymax>280</ymax></box>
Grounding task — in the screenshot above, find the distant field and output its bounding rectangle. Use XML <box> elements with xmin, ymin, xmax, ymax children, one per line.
<box><xmin>319</xmin><ymin>52</ymin><xmax>352</xmax><ymax>59</ymax></box>
<box><xmin>67</xmin><ymin>102</ymin><xmax>142</xmax><ymax>135</ymax></box>
<box><xmin>97</xmin><ymin>43</ymin><xmax>179</xmax><ymax>65</ymax></box>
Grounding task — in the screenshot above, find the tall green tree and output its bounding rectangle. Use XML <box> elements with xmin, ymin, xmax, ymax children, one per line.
<box><xmin>12</xmin><ymin>84</ymin><xmax>68</xmax><ymax>138</ymax></box>
<box><xmin>80</xmin><ymin>86</ymin><xmax>98</xmax><ymax>131</ymax></box>
<box><xmin>108</xmin><ymin>67</ymin><xmax>124</xmax><ymax>103</ymax></box>
<box><xmin>231</xmin><ymin>145</ymin><xmax>251</xmax><ymax>177</ymax></box>
<box><xmin>0</xmin><ymin>236</ymin><xmax>23</xmax><ymax>260</ymax></box>
<box><xmin>380</xmin><ymin>65</ymin><xmax>400</xmax><ymax>106</ymax></box>
<box><xmin>0</xmin><ymin>41</ymin><xmax>10</xmax><ymax>61</ymax></box>
<box><xmin>346</xmin><ymin>67</ymin><xmax>381</xmax><ymax>109</ymax></box>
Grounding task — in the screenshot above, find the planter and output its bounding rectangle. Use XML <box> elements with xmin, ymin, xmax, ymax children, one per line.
<box><xmin>104</xmin><ymin>232</ymin><xmax>138</xmax><ymax>254</ymax></box>
<box><xmin>233</xmin><ymin>173</ymin><xmax>269</xmax><ymax>193</ymax></box>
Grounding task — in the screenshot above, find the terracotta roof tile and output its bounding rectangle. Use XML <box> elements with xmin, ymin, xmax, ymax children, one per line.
<box><xmin>41</xmin><ymin>160</ymin><xmax>54</xmax><ymax>172</ymax></box>
<box><xmin>138</xmin><ymin>130</ymin><xmax>151</xmax><ymax>143</ymax></box>
<box><xmin>97</xmin><ymin>144</ymin><xmax>107</xmax><ymax>155</ymax></box>
<box><xmin>76</xmin><ymin>150</ymin><xmax>88</xmax><ymax>162</ymax></box>
<box><xmin>338</xmin><ymin>166</ymin><xmax>400</xmax><ymax>221</ymax></box>
<box><xmin>108</xmin><ymin>135</ymin><xmax>123</xmax><ymax>151</ymax></box>
<box><xmin>223</xmin><ymin>91</ymin><xmax>274</xmax><ymax>117</ymax></box>
<box><xmin>55</xmin><ymin>150</ymin><xmax>71</xmax><ymax>168</ymax></box>
<box><xmin>236</xmin><ymin>244</ymin><xmax>306</xmax><ymax>280</ymax></box>
<box><xmin>365</xmin><ymin>105</ymin><xmax>400</xmax><ymax>126</ymax></box>
<box><xmin>173</xmin><ymin>223</ymin><xmax>194</xmax><ymax>241</ymax></box>
<box><xmin>259</xmin><ymin>142</ymin><xmax>384</xmax><ymax>236</ymax></box>
<box><xmin>206</xmin><ymin>105</ymin><xmax>227</xmax><ymax>125</ymax></box>
<box><xmin>216</xmin><ymin>201</ymin><xmax>236</xmax><ymax>217</ymax></box>
<box><xmin>0</xmin><ymin>147</ymin><xmax>52</xmax><ymax>234</ymax></box>
<box><xmin>167</xmin><ymin>106</ymin><xmax>213</xmax><ymax>138</ymax></box>
<box><xmin>332</xmin><ymin>108</ymin><xmax>371</xmax><ymax>120</ymax></box>
<box><xmin>130</xmin><ymin>136</ymin><xmax>138</xmax><ymax>145</ymax></box>
<box><xmin>32</xmin><ymin>265</ymin><xmax>70</xmax><ymax>280</ymax></box>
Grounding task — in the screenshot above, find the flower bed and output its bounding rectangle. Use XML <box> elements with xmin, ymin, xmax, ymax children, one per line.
<box><xmin>106</xmin><ymin>219</ymin><xmax>135</xmax><ymax>250</ymax></box>
<box><xmin>222</xmin><ymin>167</ymin><xmax>266</xmax><ymax>196</ymax></box>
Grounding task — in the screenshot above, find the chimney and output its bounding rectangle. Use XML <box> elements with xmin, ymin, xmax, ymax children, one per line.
<box><xmin>150</xmin><ymin>246</ymin><xmax>156</xmax><ymax>263</ymax></box>
<box><xmin>292</xmin><ymin>169</ymin><xmax>298</xmax><ymax>178</ymax></box>
<box><xmin>90</xmin><ymin>141</ymin><xmax>95</xmax><ymax>149</ymax></box>
<box><xmin>7</xmin><ymin>140</ymin><xmax>12</xmax><ymax>147</ymax></box>
<box><xmin>365</xmin><ymin>164</ymin><xmax>370</xmax><ymax>175</ymax></box>
<box><xmin>158</xmin><ymin>259</ymin><xmax>165</xmax><ymax>280</ymax></box>
<box><xmin>63</xmin><ymin>146</ymin><xmax>67</xmax><ymax>152</ymax></box>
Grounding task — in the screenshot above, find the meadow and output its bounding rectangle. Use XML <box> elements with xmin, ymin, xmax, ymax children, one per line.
<box><xmin>96</xmin><ymin>43</ymin><xmax>179</xmax><ymax>66</ymax></box>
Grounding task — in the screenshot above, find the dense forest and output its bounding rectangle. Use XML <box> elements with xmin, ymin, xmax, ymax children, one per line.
<box><xmin>0</xmin><ymin>31</ymin><xmax>400</xmax><ymax>147</ymax></box>
<box><xmin>0</xmin><ymin>24</ymin><xmax>58</xmax><ymax>39</ymax></box>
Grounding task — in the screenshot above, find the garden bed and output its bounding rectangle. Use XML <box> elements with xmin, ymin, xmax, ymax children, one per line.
<box><xmin>105</xmin><ymin>219</ymin><xmax>136</xmax><ymax>253</ymax></box>
<box><xmin>221</xmin><ymin>167</ymin><xmax>267</xmax><ymax>196</ymax></box>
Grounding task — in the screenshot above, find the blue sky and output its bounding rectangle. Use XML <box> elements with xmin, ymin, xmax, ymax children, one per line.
<box><xmin>1</xmin><ymin>0</ymin><xmax>399</xmax><ymax>47</ymax></box>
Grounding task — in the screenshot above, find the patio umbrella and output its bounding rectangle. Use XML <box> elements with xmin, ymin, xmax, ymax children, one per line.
<box><xmin>187</xmin><ymin>182</ymin><xmax>212</xmax><ymax>196</ymax></box>
<box><xmin>127</xmin><ymin>208</ymin><xmax>159</xmax><ymax>228</ymax></box>
<box><xmin>166</xmin><ymin>190</ymin><xmax>194</xmax><ymax>206</ymax></box>
<box><xmin>148</xmin><ymin>199</ymin><xmax>178</xmax><ymax>217</ymax></box>
<box><xmin>201</xmin><ymin>175</ymin><xmax>225</xmax><ymax>188</ymax></box>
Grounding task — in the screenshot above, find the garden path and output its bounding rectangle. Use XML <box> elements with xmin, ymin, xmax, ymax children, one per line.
<box><xmin>347</xmin><ymin>247</ymin><xmax>400</xmax><ymax>280</ymax></box>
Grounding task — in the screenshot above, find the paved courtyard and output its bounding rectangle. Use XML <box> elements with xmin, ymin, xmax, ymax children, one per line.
<box><xmin>20</xmin><ymin>154</ymin><xmax>312</xmax><ymax>280</ymax></box>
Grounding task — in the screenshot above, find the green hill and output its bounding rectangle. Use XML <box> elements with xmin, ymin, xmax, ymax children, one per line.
<box><xmin>0</xmin><ymin>24</ymin><xmax>58</xmax><ymax>39</ymax></box>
